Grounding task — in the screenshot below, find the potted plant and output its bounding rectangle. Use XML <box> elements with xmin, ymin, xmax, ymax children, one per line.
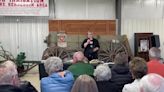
<box><xmin>16</xmin><ymin>52</ymin><xmax>26</xmax><ymax>74</ymax></box>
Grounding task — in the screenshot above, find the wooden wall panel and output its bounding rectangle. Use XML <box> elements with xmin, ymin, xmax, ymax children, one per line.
<box><xmin>49</xmin><ymin>20</ymin><xmax>116</xmax><ymax>35</ymax></box>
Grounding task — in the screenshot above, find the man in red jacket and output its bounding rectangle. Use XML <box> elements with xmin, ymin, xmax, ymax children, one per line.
<box><xmin>147</xmin><ymin>47</ymin><xmax>164</xmax><ymax>77</ymax></box>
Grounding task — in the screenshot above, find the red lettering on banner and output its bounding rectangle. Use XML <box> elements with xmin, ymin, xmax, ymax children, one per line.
<box><xmin>8</xmin><ymin>2</ymin><xmax>16</xmax><ymax>6</ymax></box>
<box><xmin>0</xmin><ymin>0</ymin><xmax>48</xmax><ymax>16</ymax></box>
<box><xmin>8</xmin><ymin>0</ymin><xmax>46</xmax><ymax>3</ymax></box>
<box><xmin>37</xmin><ymin>3</ymin><xmax>47</xmax><ymax>7</ymax></box>
<box><xmin>0</xmin><ymin>0</ymin><xmax>5</xmax><ymax>2</ymax></box>
<box><xmin>8</xmin><ymin>2</ymin><xmax>35</xmax><ymax>7</ymax></box>
<box><xmin>11</xmin><ymin>0</ymin><xmax>15</xmax><ymax>2</ymax></box>
<box><xmin>0</xmin><ymin>2</ymin><xmax>5</xmax><ymax>6</ymax></box>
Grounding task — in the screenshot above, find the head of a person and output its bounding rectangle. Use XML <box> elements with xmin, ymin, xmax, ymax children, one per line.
<box><xmin>0</xmin><ymin>85</ymin><xmax>23</xmax><ymax>92</ymax></box>
<box><xmin>94</xmin><ymin>64</ymin><xmax>111</xmax><ymax>81</ymax></box>
<box><xmin>114</xmin><ymin>52</ymin><xmax>128</xmax><ymax>66</ymax></box>
<box><xmin>72</xmin><ymin>51</ymin><xmax>84</xmax><ymax>63</ymax></box>
<box><xmin>2</xmin><ymin>60</ymin><xmax>18</xmax><ymax>74</ymax></box>
<box><xmin>87</xmin><ymin>31</ymin><xmax>93</xmax><ymax>40</ymax></box>
<box><xmin>129</xmin><ymin>57</ymin><xmax>147</xmax><ymax>79</ymax></box>
<box><xmin>149</xmin><ymin>47</ymin><xmax>161</xmax><ymax>60</ymax></box>
<box><xmin>0</xmin><ymin>60</ymin><xmax>20</xmax><ymax>86</ymax></box>
<box><xmin>71</xmin><ymin>74</ymin><xmax>98</xmax><ymax>92</ymax></box>
<box><xmin>44</xmin><ymin>56</ymin><xmax>63</xmax><ymax>75</ymax></box>
<box><xmin>140</xmin><ymin>73</ymin><xmax>164</xmax><ymax>92</ymax></box>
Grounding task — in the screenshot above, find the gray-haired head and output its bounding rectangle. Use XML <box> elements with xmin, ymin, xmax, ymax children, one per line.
<box><xmin>140</xmin><ymin>73</ymin><xmax>164</xmax><ymax>92</ymax></box>
<box><xmin>94</xmin><ymin>64</ymin><xmax>111</xmax><ymax>81</ymax></box>
<box><xmin>0</xmin><ymin>60</ymin><xmax>20</xmax><ymax>86</ymax></box>
<box><xmin>149</xmin><ymin>47</ymin><xmax>161</xmax><ymax>60</ymax></box>
<box><xmin>1</xmin><ymin>60</ymin><xmax>18</xmax><ymax>74</ymax></box>
<box><xmin>44</xmin><ymin>57</ymin><xmax>63</xmax><ymax>75</ymax></box>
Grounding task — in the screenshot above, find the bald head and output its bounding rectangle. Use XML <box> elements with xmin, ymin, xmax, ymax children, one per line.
<box><xmin>73</xmin><ymin>51</ymin><xmax>84</xmax><ymax>63</ymax></box>
<box><xmin>149</xmin><ymin>47</ymin><xmax>161</xmax><ymax>60</ymax></box>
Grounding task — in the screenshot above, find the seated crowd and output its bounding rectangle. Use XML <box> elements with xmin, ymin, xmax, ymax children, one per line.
<box><xmin>0</xmin><ymin>47</ymin><xmax>164</xmax><ymax>92</ymax></box>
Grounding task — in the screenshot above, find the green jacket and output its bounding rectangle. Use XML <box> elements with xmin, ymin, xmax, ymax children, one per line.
<box><xmin>68</xmin><ymin>62</ymin><xmax>94</xmax><ymax>79</ymax></box>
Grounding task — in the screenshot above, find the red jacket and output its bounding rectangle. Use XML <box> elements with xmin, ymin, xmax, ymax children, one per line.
<box><xmin>147</xmin><ymin>59</ymin><xmax>164</xmax><ymax>77</ymax></box>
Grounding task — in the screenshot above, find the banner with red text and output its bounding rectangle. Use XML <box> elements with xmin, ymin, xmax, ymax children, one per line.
<box><xmin>0</xmin><ymin>0</ymin><xmax>49</xmax><ymax>16</ymax></box>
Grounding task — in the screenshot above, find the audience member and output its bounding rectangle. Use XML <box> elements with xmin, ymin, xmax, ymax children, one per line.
<box><xmin>111</xmin><ymin>52</ymin><xmax>133</xmax><ymax>92</ymax></box>
<box><xmin>148</xmin><ymin>47</ymin><xmax>164</xmax><ymax>77</ymax></box>
<box><xmin>94</xmin><ymin>64</ymin><xmax>118</xmax><ymax>92</ymax></box>
<box><xmin>0</xmin><ymin>60</ymin><xmax>37</xmax><ymax>92</ymax></box>
<box><xmin>0</xmin><ymin>85</ymin><xmax>23</xmax><ymax>92</ymax></box>
<box><xmin>41</xmin><ymin>57</ymin><xmax>74</xmax><ymax>92</ymax></box>
<box><xmin>68</xmin><ymin>51</ymin><xmax>94</xmax><ymax>79</ymax></box>
<box><xmin>72</xmin><ymin>51</ymin><xmax>85</xmax><ymax>63</ymax></box>
<box><xmin>71</xmin><ymin>74</ymin><xmax>98</xmax><ymax>92</ymax></box>
<box><xmin>122</xmin><ymin>57</ymin><xmax>148</xmax><ymax>92</ymax></box>
<box><xmin>0</xmin><ymin>61</ymin><xmax>20</xmax><ymax>86</ymax></box>
<box><xmin>140</xmin><ymin>73</ymin><xmax>164</xmax><ymax>92</ymax></box>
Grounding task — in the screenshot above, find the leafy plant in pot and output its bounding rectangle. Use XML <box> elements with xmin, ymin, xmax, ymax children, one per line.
<box><xmin>16</xmin><ymin>52</ymin><xmax>26</xmax><ymax>75</ymax></box>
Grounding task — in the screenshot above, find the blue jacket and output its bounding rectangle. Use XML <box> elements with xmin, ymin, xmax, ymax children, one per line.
<box><xmin>41</xmin><ymin>71</ymin><xmax>74</xmax><ymax>92</ymax></box>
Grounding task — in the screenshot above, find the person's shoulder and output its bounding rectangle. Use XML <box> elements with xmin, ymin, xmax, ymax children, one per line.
<box><xmin>83</xmin><ymin>63</ymin><xmax>94</xmax><ymax>69</ymax></box>
<box><xmin>68</xmin><ymin>63</ymin><xmax>76</xmax><ymax>68</ymax></box>
<box><xmin>41</xmin><ymin>77</ymin><xmax>49</xmax><ymax>83</ymax></box>
<box><xmin>122</xmin><ymin>80</ymin><xmax>140</xmax><ymax>92</ymax></box>
<box><xmin>65</xmin><ymin>70</ymin><xmax>73</xmax><ymax>76</ymax></box>
<box><xmin>83</xmin><ymin>38</ymin><xmax>88</xmax><ymax>41</ymax></box>
<box><xmin>20</xmin><ymin>81</ymin><xmax>38</xmax><ymax>92</ymax></box>
<box><xmin>41</xmin><ymin>75</ymin><xmax>55</xmax><ymax>85</ymax></box>
<box><xmin>148</xmin><ymin>60</ymin><xmax>163</xmax><ymax>65</ymax></box>
<box><xmin>63</xmin><ymin>70</ymin><xmax>74</xmax><ymax>80</ymax></box>
<box><xmin>69</xmin><ymin>62</ymin><xmax>93</xmax><ymax>68</ymax></box>
<box><xmin>85</xmin><ymin>63</ymin><xmax>94</xmax><ymax>66</ymax></box>
<box><xmin>93</xmin><ymin>38</ymin><xmax>98</xmax><ymax>40</ymax></box>
<box><xmin>67</xmin><ymin>63</ymin><xmax>79</xmax><ymax>72</ymax></box>
<box><xmin>122</xmin><ymin>83</ymin><xmax>133</xmax><ymax>92</ymax></box>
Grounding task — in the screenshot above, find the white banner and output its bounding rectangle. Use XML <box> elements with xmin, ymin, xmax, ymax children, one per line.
<box><xmin>0</xmin><ymin>0</ymin><xmax>49</xmax><ymax>16</ymax></box>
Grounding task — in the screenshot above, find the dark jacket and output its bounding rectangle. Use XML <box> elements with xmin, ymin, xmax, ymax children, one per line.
<box><xmin>111</xmin><ymin>64</ymin><xmax>133</xmax><ymax>92</ymax></box>
<box><xmin>19</xmin><ymin>81</ymin><xmax>38</xmax><ymax>92</ymax></box>
<box><xmin>96</xmin><ymin>80</ymin><xmax>119</xmax><ymax>92</ymax></box>
<box><xmin>81</xmin><ymin>38</ymin><xmax>100</xmax><ymax>61</ymax></box>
